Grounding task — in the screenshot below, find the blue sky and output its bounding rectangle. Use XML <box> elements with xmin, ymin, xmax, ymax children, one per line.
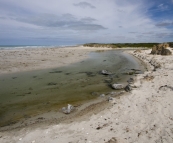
<box><xmin>0</xmin><ymin>0</ymin><xmax>173</xmax><ymax>45</ymax></box>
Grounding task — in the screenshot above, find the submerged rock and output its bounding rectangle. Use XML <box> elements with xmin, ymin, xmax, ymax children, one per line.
<box><xmin>48</xmin><ymin>82</ymin><xmax>57</xmax><ymax>85</ymax></box>
<box><xmin>100</xmin><ymin>94</ymin><xmax>105</xmax><ymax>97</ymax></box>
<box><xmin>101</xmin><ymin>70</ymin><xmax>112</xmax><ymax>75</ymax></box>
<box><xmin>104</xmin><ymin>78</ymin><xmax>113</xmax><ymax>83</ymax></box>
<box><xmin>91</xmin><ymin>92</ymin><xmax>99</xmax><ymax>96</ymax></box>
<box><xmin>127</xmin><ymin>78</ymin><xmax>134</xmax><ymax>84</ymax></box>
<box><xmin>62</xmin><ymin>104</ymin><xmax>74</xmax><ymax>114</ymax></box>
<box><xmin>112</xmin><ymin>84</ymin><xmax>124</xmax><ymax>90</ymax></box>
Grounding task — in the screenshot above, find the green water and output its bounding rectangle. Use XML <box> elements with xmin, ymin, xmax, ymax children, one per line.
<box><xmin>0</xmin><ymin>50</ymin><xmax>145</xmax><ymax>127</ymax></box>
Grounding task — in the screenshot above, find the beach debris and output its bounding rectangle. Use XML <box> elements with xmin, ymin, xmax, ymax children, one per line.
<box><xmin>111</xmin><ymin>84</ymin><xmax>124</xmax><ymax>90</ymax></box>
<box><xmin>151</xmin><ymin>43</ymin><xmax>172</xmax><ymax>55</ymax></box>
<box><xmin>100</xmin><ymin>94</ymin><xmax>105</xmax><ymax>97</ymax></box>
<box><xmin>101</xmin><ymin>70</ymin><xmax>112</xmax><ymax>75</ymax></box>
<box><xmin>62</xmin><ymin>104</ymin><xmax>74</xmax><ymax>114</ymax></box>
<box><xmin>159</xmin><ymin>85</ymin><xmax>173</xmax><ymax>91</ymax></box>
<box><xmin>106</xmin><ymin>137</ymin><xmax>118</xmax><ymax>143</ymax></box>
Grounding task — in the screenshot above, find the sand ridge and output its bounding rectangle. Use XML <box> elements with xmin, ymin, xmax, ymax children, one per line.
<box><xmin>1</xmin><ymin>48</ymin><xmax>173</xmax><ymax>143</ymax></box>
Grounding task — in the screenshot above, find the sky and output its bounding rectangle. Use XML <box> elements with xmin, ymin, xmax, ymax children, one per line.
<box><xmin>0</xmin><ymin>0</ymin><xmax>173</xmax><ymax>45</ymax></box>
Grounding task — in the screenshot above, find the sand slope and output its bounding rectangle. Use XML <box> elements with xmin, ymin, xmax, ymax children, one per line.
<box><xmin>1</xmin><ymin>48</ymin><xmax>173</xmax><ymax>143</ymax></box>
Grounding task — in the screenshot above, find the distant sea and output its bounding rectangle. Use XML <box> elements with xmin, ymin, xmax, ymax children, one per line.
<box><xmin>0</xmin><ymin>45</ymin><xmax>78</xmax><ymax>50</ymax></box>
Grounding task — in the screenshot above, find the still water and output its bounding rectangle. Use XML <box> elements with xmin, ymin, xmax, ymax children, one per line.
<box><xmin>0</xmin><ymin>50</ymin><xmax>145</xmax><ymax>127</ymax></box>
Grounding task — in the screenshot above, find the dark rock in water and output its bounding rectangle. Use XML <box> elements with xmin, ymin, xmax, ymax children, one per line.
<box><xmin>65</xmin><ymin>73</ymin><xmax>71</xmax><ymax>75</ymax></box>
<box><xmin>12</xmin><ymin>77</ymin><xmax>17</xmax><ymax>79</ymax></box>
<box><xmin>124</xmin><ymin>85</ymin><xmax>132</xmax><ymax>92</ymax></box>
<box><xmin>85</xmin><ymin>72</ymin><xmax>96</xmax><ymax>77</ymax></box>
<box><xmin>91</xmin><ymin>92</ymin><xmax>99</xmax><ymax>96</ymax></box>
<box><xmin>125</xmin><ymin>71</ymin><xmax>135</xmax><ymax>75</ymax></box>
<box><xmin>48</xmin><ymin>82</ymin><xmax>57</xmax><ymax>85</ymax></box>
<box><xmin>131</xmin><ymin>69</ymin><xmax>141</xmax><ymax>71</ymax></box>
<box><xmin>62</xmin><ymin>104</ymin><xmax>74</xmax><ymax>114</ymax></box>
<box><xmin>112</xmin><ymin>84</ymin><xmax>124</xmax><ymax>90</ymax></box>
<box><xmin>25</xmin><ymin>92</ymin><xmax>31</xmax><ymax>94</ymax></box>
<box><xmin>127</xmin><ymin>78</ymin><xmax>134</xmax><ymax>84</ymax></box>
<box><xmin>101</xmin><ymin>70</ymin><xmax>112</xmax><ymax>75</ymax></box>
<box><xmin>49</xmin><ymin>71</ymin><xmax>62</xmax><ymax>73</ymax></box>
<box><xmin>37</xmin><ymin>117</ymin><xmax>45</xmax><ymax>120</ymax></box>
<box><xmin>104</xmin><ymin>78</ymin><xmax>113</xmax><ymax>83</ymax></box>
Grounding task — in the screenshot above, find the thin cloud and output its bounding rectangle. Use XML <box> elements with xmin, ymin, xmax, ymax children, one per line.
<box><xmin>73</xmin><ymin>2</ymin><xmax>96</xmax><ymax>9</ymax></box>
<box><xmin>14</xmin><ymin>13</ymin><xmax>106</xmax><ymax>31</ymax></box>
<box><xmin>158</xmin><ymin>4</ymin><xmax>168</xmax><ymax>11</ymax></box>
<box><xmin>156</xmin><ymin>21</ymin><xmax>173</xmax><ymax>27</ymax></box>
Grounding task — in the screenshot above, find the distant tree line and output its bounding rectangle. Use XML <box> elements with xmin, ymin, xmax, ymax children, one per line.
<box><xmin>168</xmin><ymin>42</ymin><xmax>173</xmax><ymax>47</ymax></box>
<box><xmin>83</xmin><ymin>42</ymin><xmax>173</xmax><ymax>48</ymax></box>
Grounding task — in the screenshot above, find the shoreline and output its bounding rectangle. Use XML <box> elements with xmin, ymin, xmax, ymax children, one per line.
<box><xmin>1</xmin><ymin>48</ymin><xmax>173</xmax><ymax>142</ymax></box>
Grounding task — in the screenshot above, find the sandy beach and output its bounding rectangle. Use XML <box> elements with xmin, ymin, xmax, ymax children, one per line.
<box><xmin>0</xmin><ymin>46</ymin><xmax>112</xmax><ymax>75</ymax></box>
<box><xmin>1</xmin><ymin>47</ymin><xmax>173</xmax><ymax>143</ymax></box>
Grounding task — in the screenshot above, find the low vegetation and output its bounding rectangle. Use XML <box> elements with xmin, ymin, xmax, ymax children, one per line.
<box><xmin>83</xmin><ymin>42</ymin><xmax>173</xmax><ymax>48</ymax></box>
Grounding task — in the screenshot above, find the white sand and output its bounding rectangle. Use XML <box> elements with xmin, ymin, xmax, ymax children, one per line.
<box><xmin>0</xmin><ymin>46</ymin><xmax>111</xmax><ymax>75</ymax></box>
<box><xmin>1</xmin><ymin>48</ymin><xmax>173</xmax><ymax>143</ymax></box>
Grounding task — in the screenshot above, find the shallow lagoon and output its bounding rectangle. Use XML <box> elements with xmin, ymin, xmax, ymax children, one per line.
<box><xmin>0</xmin><ymin>50</ymin><xmax>146</xmax><ymax>127</ymax></box>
